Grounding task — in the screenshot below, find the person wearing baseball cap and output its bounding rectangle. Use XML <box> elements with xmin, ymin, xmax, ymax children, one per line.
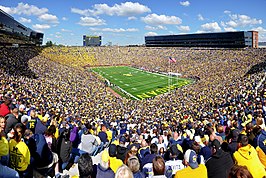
<box><xmin>174</xmin><ymin>149</ymin><xmax>207</xmax><ymax>178</ymax></box>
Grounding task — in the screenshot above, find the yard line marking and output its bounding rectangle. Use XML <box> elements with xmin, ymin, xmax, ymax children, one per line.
<box><xmin>132</xmin><ymin>88</ymin><xmax>137</xmax><ymax>90</ymax></box>
<box><xmin>119</xmin><ymin>81</ymin><xmax>123</xmax><ymax>83</ymax></box>
<box><xmin>125</xmin><ymin>84</ymin><xmax>129</xmax><ymax>86</ymax></box>
<box><xmin>114</xmin><ymin>78</ymin><xmax>117</xmax><ymax>80</ymax></box>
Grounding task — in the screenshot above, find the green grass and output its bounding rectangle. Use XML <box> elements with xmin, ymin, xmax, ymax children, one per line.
<box><xmin>91</xmin><ymin>66</ymin><xmax>193</xmax><ymax>100</ymax></box>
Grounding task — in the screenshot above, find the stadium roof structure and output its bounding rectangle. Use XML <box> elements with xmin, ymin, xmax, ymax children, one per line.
<box><xmin>145</xmin><ymin>31</ymin><xmax>258</xmax><ymax>48</ymax></box>
<box><xmin>0</xmin><ymin>9</ymin><xmax>43</xmax><ymax>46</ymax></box>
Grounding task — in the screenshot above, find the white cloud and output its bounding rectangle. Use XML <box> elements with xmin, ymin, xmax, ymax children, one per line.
<box><xmin>61</xmin><ymin>28</ymin><xmax>71</xmax><ymax>32</ymax></box>
<box><xmin>71</xmin><ymin>8</ymin><xmax>91</xmax><ymax>16</ymax></box>
<box><xmin>145</xmin><ymin>25</ymin><xmax>167</xmax><ymax>31</ymax></box>
<box><xmin>78</xmin><ymin>17</ymin><xmax>106</xmax><ymax>26</ymax></box>
<box><xmin>252</xmin><ymin>27</ymin><xmax>266</xmax><ymax>41</ymax></box>
<box><xmin>180</xmin><ymin>1</ymin><xmax>190</xmax><ymax>7</ymax></box>
<box><xmin>141</xmin><ymin>13</ymin><xmax>182</xmax><ymax>25</ymax></box>
<box><xmin>128</xmin><ymin>16</ymin><xmax>137</xmax><ymax>20</ymax></box>
<box><xmin>19</xmin><ymin>17</ymin><xmax>31</xmax><ymax>23</ymax></box>
<box><xmin>0</xmin><ymin>2</ymin><xmax>48</xmax><ymax>16</ymax></box>
<box><xmin>38</xmin><ymin>14</ymin><xmax>59</xmax><ymax>23</ymax></box>
<box><xmin>62</xmin><ymin>17</ymin><xmax>68</xmax><ymax>21</ymax></box>
<box><xmin>89</xmin><ymin>27</ymin><xmax>138</xmax><ymax>33</ymax></box>
<box><xmin>223</xmin><ymin>13</ymin><xmax>262</xmax><ymax>29</ymax></box>
<box><xmin>237</xmin><ymin>14</ymin><xmax>262</xmax><ymax>26</ymax></box>
<box><xmin>32</xmin><ymin>24</ymin><xmax>51</xmax><ymax>32</ymax></box>
<box><xmin>252</xmin><ymin>27</ymin><xmax>266</xmax><ymax>33</ymax></box>
<box><xmin>198</xmin><ymin>22</ymin><xmax>222</xmax><ymax>33</ymax></box>
<box><xmin>177</xmin><ymin>25</ymin><xmax>190</xmax><ymax>32</ymax></box>
<box><xmin>71</xmin><ymin>2</ymin><xmax>151</xmax><ymax>17</ymax></box>
<box><xmin>260</xmin><ymin>35</ymin><xmax>266</xmax><ymax>42</ymax></box>
<box><xmin>224</xmin><ymin>27</ymin><xmax>237</xmax><ymax>32</ymax></box>
<box><xmin>198</xmin><ymin>14</ymin><xmax>204</xmax><ymax>21</ymax></box>
<box><xmin>225</xmin><ymin>20</ymin><xmax>238</xmax><ymax>28</ymax></box>
<box><xmin>224</xmin><ymin>10</ymin><xmax>231</xmax><ymax>14</ymax></box>
<box><xmin>93</xmin><ymin>2</ymin><xmax>151</xmax><ymax>16</ymax></box>
<box><xmin>145</xmin><ymin>32</ymin><xmax>158</xmax><ymax>36</ymax></box>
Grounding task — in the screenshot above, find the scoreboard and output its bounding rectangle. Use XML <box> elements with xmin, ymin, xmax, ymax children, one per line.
<box><xmin>83</xmin><ymin>35</ymin><xmax>101</xmax><ymax>46</ymax></box>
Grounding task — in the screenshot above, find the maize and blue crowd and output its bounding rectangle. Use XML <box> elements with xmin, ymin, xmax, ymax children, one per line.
<box><xmin>0</xmin><ymin>46</ymin><xmax>266</xmax><ymax>178</ymax></box>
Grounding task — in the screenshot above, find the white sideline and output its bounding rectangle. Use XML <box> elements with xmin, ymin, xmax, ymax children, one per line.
<box><xmin>115</xmin><ymin>85</ymin><xmax>139</xmax><ymax>100</ymax></box>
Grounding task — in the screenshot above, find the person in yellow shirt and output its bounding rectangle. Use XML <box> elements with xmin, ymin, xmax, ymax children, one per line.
<box><xmin>233</xmin><ymin>134</ymin><xmax>266</xmax><ymax>178</ymax></box>
<box><xmin>9</xmin><ymin>124</ymin><xmax>31</xmax><ymax>177</ymax></box>
<box><xmin>175</xmin><ymin>149</ymin><xmax>207</xmax><ymax>178</ymax></box>
<box><xmin>256</xmin><ymin>122</ymin><xmax>266</xmax><ymax>167</ymax></box>
<box><xmin>0</xmin><ymin>116</ymin><xmax>9</xmax><ymax>160</ymax></box>
<box><xmin>106</xmin><ymin>127</ymin><xmax>113</xmax><ymax>142</ymax></box>
<box><xmin>108</xmin><ymin>144</ymin><xmax>123</xmax><ymax>173</ymax></box>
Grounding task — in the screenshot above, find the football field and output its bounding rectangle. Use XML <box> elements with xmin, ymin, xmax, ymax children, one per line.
<box><xmin>92</xmin><ymin>66</ymin><xmax>193</xmax><ymax>100</ymax></box>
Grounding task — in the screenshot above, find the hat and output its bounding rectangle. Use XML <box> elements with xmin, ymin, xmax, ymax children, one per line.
<box><xmin>211</xmin><ymin>139</ymin><xmax>221</xmax><ymax>149</ymax></box>
<box><xmin>21</xmin><ymin>115</ymin><xmax>29</xmax><ymax>123</ymax></box>
<box><xmin>184</xmin><ymin>149</ymin><xmax>198</xmax><ymax>169</ymax></box>
<box><xmin>24</xmin><ymin>129</ymin><xmax>33</xmax><ymax>137</ymax></box>
<box><xmin>102</xmin><ymin>150</ymin><xmax>109</xmax><ymax>162</ymax></box>
<box><xmin>108</xmin><ymin>144</ymin><xmax>117</xmax><ymax>157</ymax></box>
<box><xmin>194</xmin><ymin>136</ymin><xmax>201</xmax><ymax>143</ymax></box>
<box><xmin>119</xmin><ymin>136</ymin><xmax>126</xmax><ymax>144</ymax></box>
<box><xmin>19</xmin><ymin>104</ymin><xmax>26</xmax><ymax>110</ymax></box>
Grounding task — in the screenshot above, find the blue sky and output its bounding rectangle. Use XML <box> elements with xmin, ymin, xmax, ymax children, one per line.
<box><xmin>1</xmin><ymin>0</ymin><xmax>266</xmax><ymax>46</ymax></box>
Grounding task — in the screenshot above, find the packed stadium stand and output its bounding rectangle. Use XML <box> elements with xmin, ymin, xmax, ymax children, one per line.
<box><xmin>1</xmin><ymin>9</ymin><xmax>266</xmax><ymax>178</ymax></box>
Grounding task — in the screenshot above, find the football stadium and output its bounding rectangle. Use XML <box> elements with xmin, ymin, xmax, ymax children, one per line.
<box><xmin>1</xmin><ymin>1</ymin><xmax>266</xmax><ymax>178</ymax></box>
<box><xmin>92</xmin><ymin>66</ymin><xmax>193</xmax><ymax>100</ymax></box>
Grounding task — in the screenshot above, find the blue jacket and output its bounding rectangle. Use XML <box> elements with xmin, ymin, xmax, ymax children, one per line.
<box><xmin>257</xmin><ymin>129</ymin><xmax>266</xmax><ymax>154</ymax></box>
<box><xmin>33</xmin><ymin>134</ymin><xmax>53</xmax><ymax>168</ymax></box>
<box><xmin>133</xmin><ymin>171</ymin><xmax>145</xmax><ymax>178</ymax></box>
<box><xmin>96</xmin><ymin>164</ymin><xmax>115</xmax><ymax>178</ymax></box>
<box><xmin>169</xmin><ymin>136</ymin><xmax>184</xmax><ymax>146</ymax></box>
<box><xmin>138</xmin><ymin>147</ymin><xmax>150</xmax><ymax>165</ymax></box>
<box><xmin>199</xmin><ymin>146</ymin><xmax>212</xmax><ymax>161</ymax></box>
<box><xmin>141</xmin><ymin>153</ymin><xmax>157</xmax><ymax>168</ymax></box>
<box><xmin>35</xmin><ymin>119</ymin><xmax>47</xmax><ymax>134</ymax></box>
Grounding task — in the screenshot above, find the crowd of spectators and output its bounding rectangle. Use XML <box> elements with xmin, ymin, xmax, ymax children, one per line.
<box><xmin>0</xmin><ymin>46</ymin><xmax>266</xmax><ymax>178</ymax></box>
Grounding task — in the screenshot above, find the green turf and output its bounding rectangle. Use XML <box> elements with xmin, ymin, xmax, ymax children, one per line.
<box><xmin>91</xmin><ymin>66</ymin><xmax>193</xmax><ymax>100</ymax></box>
